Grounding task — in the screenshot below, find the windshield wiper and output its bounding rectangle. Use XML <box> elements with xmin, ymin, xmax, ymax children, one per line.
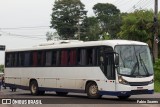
<box><xmin>139</xmin><ymin>53</ymin><xmax>150</xmax><ymax>76</ymax></box>
<box><xmin>120</xmin><ymin>50</ymin><xmax>125</xmax><ymax>67</ymax></box>
<box><xmin>130</xmin><ymin>55</ymin><xmax>139</xmax><ymax>76</ymax></box>
<box><xmin>130</xmin><ymin>46</ymin><xmax>140</xmax><ymax>76</ymax></box>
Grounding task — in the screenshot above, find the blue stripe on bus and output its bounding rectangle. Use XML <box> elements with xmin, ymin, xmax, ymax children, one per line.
<box><xmin>5</xmin><ymin>83</ymin><xmax>85</xmax><ymax>93</ymax></box>
<box><xmin>99</xmin><ymin>90</ymin><xmax>154</xmax><ymax>96</ymax></box>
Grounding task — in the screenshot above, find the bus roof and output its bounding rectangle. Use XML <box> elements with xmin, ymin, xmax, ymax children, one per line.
<box><xmin>6</xmin><ymin>40</ymin><xmax>148</xmax><ymax>52</ymax></box>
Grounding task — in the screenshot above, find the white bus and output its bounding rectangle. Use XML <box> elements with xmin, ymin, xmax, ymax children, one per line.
<box><xmin>4</xmin><ymin>40</ymin><xmax>154</xmax><ymax>99</ymax></box>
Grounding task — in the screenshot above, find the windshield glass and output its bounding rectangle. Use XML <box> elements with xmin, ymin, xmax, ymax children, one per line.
<box><xmin>115</xmin><ymin>45</ymin><xmax>153</xmax><ymax>77</ymax></box>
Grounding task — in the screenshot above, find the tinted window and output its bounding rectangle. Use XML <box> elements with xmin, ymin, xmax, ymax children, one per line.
<box><xmin>61</xmin><ymin>50</ymin><xmax>68</xmax><ymax>66</ymax></box>
<box><xmin>32</xmin><ymin>52</ymin><xmax>38</xmax><ymax>66</ymax></box>
<box><xmin>24</xmin><ymin>52</ymin><xmax>31</xmax><ymax>66</ymax></box>
<box><xmin>45</xmin><ymin>51</ymin><xmax>52</xmax><ymax>66</ymax></box>
<box><xmin>69</xmin><ymin>49</ymin><xmax>76</xmax><ymax>66</ymax></box>
<box><xmin>18</xmin><ymin>52</ymin><xmax>24</xmax><ymax>67</ymax></box>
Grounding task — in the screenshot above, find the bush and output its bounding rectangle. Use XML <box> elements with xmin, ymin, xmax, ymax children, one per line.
<box><xmin>154</xmin><ymin>81</ymin><xmax>160</xmax><ymax>92</ymax></box>
<box><xmin>0</xmin><ymin>65</ymin><xmax>4</xmax><ymax>73</ymax></box>
<box><xmin>154</xmin><ymin>59</ymin><xmax>160</xmax><ymax>92</ymax></box>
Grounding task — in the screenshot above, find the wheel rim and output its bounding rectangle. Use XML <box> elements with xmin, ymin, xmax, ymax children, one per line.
<box><xmin>31</xmin><ymin>84</ymin><xmax>37</xmax><ymax>93</ymax></box>
<box><xmin>89</xmin><ymin>84</ymin><xmax>98</xmax><ymax>95</ymax></box>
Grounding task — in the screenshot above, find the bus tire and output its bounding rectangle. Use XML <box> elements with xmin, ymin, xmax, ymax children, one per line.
<box><xmin>56</xmin><ymin>92</ymin><xmax>68</xmax><ymax>96</ymax></box>
<box><xmin>86</xmin><ymin>82</ymin><xmax>102</xmax><ymax>99</ymax></box>
<box><xmin>30</xmin><ymin>80</ymin><xmax>39</xmax><ymax>95</ymax></box>
<box><xmin>117</xmin><ymin>95</ymin><xmax>130</xmax><ymax>99</ymax></box>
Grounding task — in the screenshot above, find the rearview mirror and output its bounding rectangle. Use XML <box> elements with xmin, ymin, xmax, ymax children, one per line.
<box><xmin>115</xmin><ymin>53</ymin><xmax>119</xmax><ymax>67</ymax></box>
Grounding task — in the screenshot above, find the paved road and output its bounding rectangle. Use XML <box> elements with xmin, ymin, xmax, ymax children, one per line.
<box><xmin>0</xmin><ymin>87</ymin><xmax>160</xmax><ymax>107</ymax></box>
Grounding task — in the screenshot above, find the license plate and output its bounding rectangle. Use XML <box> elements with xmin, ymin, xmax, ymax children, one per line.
<box><xmin>137</xmin><ymin>87</ymin><xmax>143</xmax><ymax>90</ymax></box>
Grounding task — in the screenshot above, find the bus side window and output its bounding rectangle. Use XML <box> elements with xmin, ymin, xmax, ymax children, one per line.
<box><xmin>86</xmin><ymin>48</ymin><xmax>92</xmax><ymax>65</ymax></box>
<box><xmin>41</xmin><ymin>51</ymin><xmax>45</xmax><ymax>66</ymax></box>
<box><xmin>37</xmin><ymin>51</ymin><xmax>44</xmax><ymax>66</ymax></box>
<box><xmin>24</xmin><ymin>52</ymin><xmax>31</xmax><ymax>67</ymax></box>
<box><xmin>99</xmin><ymin>47</ymin><xmax>104</xmax><ymax>72</ymax></box>
<box><xmin>69</xmin><ymin>49</ymin><xmax>76</xmax><ymax>66</ymax></box>
<box><xmin>11</xmin><ymin>53</ymin><xmax>15</xmax><ymax>66</ymax></box>
<box><xmin>18</xmin><ymin>52</ymin><xmax>24</xmax><ymax>67</ymax></box>
<box><xmin>92</xmin><ymin>48</ymin><xmax>97</xmax><ymax>66</ymax></box>
<box><xmin>61</xmin><ymin>50</ymin><xmax>68</xmax><ymax>66</ymax></box>
<box><xmin>6</xmin><ymin>53</ymin><xmax>11</xmax><ymax>67</ymax></box>
<box><xmin>79</xmin><ymin>49</ymin><xmax>86</xmax><ymax>66</ymax></box>
<box><xmin>32</xmin><ymin>51</ymin><xmax>38</xmax><ymax>67</ymax></box>
<box><xmin>56</xmin><ymin>50</ymin><xmax>60</xmax><ymax>66</ymax></box>
<box><xmin>85</xmin><ymin>48</ymin><xmax>97</xmax><ymax>66</ymax></box>
<box><xmin>45</xmin><ymin>51</ymin><xmax>52</xmax><ymax>66</ymax></box>
<box><xmin>52</xmin><ymin>51</ymin><xmax>57</xmax><ymax>66</ymax></box>
<box><xmin>13</xmin><ymin>53</ymin><xmax>18</xmax><ymax>67</ymax></box>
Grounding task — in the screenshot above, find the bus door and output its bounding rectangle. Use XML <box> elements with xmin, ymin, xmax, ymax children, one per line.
<box><xmin>104</xmin><ymin>52</ymin><xmax>116</xmax><ymax>91</ymax></box>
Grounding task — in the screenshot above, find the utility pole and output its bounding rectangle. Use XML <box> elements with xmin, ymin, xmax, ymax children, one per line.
<box><xmin>153</xmin><ymin>0</ymin><xmax>159</xmax><ymax>60</ymax></box>
<box><xmin>77</xmin><ymin>20</ymin><xmax>81</xmax><ymax>40</ymax></box>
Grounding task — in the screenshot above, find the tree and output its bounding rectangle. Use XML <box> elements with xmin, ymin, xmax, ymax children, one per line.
<box><xmin>51</xmin><ymin>0</ymin><xmax>87</xmax><ymax>39</ymax></box>
<box><xmin>93</xmin><ymin>3</ymin><xmax>121</xmax><ymax>39</ymax></box>
<box><xmin>118</xmin><ymin>10</ymin><xmax>154</xmax><ymax>48</ymax></box>
<box><xmin>46</xmin><ymin>32</ymin><xmax>59</xmax><ymax>41</ymax></box>
<box><xmin>81</xmin><ymin>17</ymin><xmax>101</xmax><ymax>41</ymax></box>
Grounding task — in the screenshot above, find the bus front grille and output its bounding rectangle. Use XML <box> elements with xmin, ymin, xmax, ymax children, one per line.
<box><xmin>128</xmin><ymin>82</ymin><xmax>150</xmax><ymax>86</ymax></box>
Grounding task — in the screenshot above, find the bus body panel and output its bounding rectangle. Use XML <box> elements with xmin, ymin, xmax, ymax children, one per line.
<box><xmin>5</xmin><ymin>67</ymin><xmax>116</xmax><ymax>91</ymax></box>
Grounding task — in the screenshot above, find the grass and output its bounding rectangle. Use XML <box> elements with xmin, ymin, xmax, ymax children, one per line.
<box><xmin>154</xmin><ymin>59</ymin><xmax>160</xmax><ymax>93</ymax></box>
<box><xmin>154</xmin><ymin>81</ymin><xmax>160</xmax><ymax>92</ymax></box>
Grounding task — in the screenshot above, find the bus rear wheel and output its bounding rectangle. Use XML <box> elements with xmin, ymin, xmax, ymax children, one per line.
<box><xmin>30</xmin><ymin>80</ymin><xmax>39</xmax><ymax>95</ymax></box>
<box><xmin>86</xmin><ymin>82</ymin><xmax>102</xmax><ymax>99</ymax></box>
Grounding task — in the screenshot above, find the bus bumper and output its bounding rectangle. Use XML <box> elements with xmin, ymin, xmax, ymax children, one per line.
<box><xmin>99</xmin><ymin>89</ymin><xmax>154</xmax><ymax>96</ymax></box>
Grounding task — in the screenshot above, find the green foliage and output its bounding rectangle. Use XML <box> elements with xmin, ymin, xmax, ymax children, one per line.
<box><xmin>93</xmin><ymin>3</ymin><xmax>120</xmax><ymax>17</ymax></box>
<box><xmin>102</xmin><ymin>32</ymin><xmax>111</xmax><ymax>40</ymax></box>
<box><xmin>51</xmin><ymin>0</ymin><xmax>87</xmax><ymax>39</ymax></box>
<box><xmin>154</xmin><ymin>59</ymin><xmax>160</xmax><ymax>92</ymax></box>
<box><xmin>0</xmin><ymin>65</ymin><xmax>4</xmax><ymax>73</ymax></box>
<box><xmin>81</xmin><ymin>17</ymin><xmax>101</xmax><ymax>41</ymax></box>
<box><xmin>154</xmin><ymin>59</ymin><xmax>160</xmax><ymax>82</ymax></box>
<box><xmin>118</xmin><ymin>10</ymin><xmax>154</xmax><ymax>47</ymax></box>
<box><xmin>93</xmin><ymin>3</ymin><xmax>121</xmax><ymax>39</ymax></box>
<box><xmin>46</xmin><ymin>32</ymin><xmax>59</xmax><ymax>41</ymax></box>
<box><xmin>46</xmin><ymin>32</ymin><xmax>54</xmax><ymax>41</ymax></box>
<box><xmin>154</xmin><ymin>81</ymin><xmax>160</xmax><ymax>92</ymax></box>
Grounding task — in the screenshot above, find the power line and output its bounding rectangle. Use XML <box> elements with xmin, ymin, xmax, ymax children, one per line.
<box><xmin>142</xmin><ymin>0</ymin><xmax>154</xmax><ymax>9</ymax></box>
<box><xmin>127</xmin><ymin>0</ymin><xmax>147</xmax><ymax>12</ymax></box>
<box><xmin>0</xmin><ymin>31</ymin><xmax>46</xmax><ymax>40</ymax></box>
<box><xmin>135</xmin><ymin>0</ymin><xmax>146</xmax><ymax>7</ymax></box>
<box><xmin>0</xmin><ymin>26</ymin><xmax>50</xmax><ymax>30</ymax></box>
<box><xmin>115</xmin><ymin>0</ymin><xmax>132</xmax><ymax>7</ymax></box>
<box><xmin>115</xmin><ymin>0</ymin><xmax>128</xmax><ymax>5</ymax></box>
<box><xmin>127</xmin><ymin>0</ymin><xmax>154</xmax><ymax>13</ymax></box>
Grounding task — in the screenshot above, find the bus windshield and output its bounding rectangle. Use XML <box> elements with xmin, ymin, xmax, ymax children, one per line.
<box><xmin>115</xmin><ymin>45</ymin><xmax>153</xmax><ymax>77</ymax></box>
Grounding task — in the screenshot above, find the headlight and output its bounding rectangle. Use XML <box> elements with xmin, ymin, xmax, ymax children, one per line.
<box><xmin>149</xmin><ymin>79</ymin><xmax>154</xmax><ymax>84</ymax></box>
<box><xmin>118</xmin><ymin>75</ymin><xmax>129</xmax><ymax>85</ymax></box>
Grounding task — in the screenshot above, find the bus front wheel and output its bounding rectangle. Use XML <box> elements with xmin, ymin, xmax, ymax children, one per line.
<box><xmin>30</xmin><ymin>80</ymin><xmax>39</xmax><ymax>95</ymax></box>
<box><xmin>86</xmin><ymin>82</ymin><xmax>102</xmax><ymax>99</ymax></box>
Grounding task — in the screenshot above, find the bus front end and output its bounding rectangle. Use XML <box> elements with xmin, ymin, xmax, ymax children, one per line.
<box><xmin>114</xmin><ymin>45</ymin><xmax>154</xmax><ymax>98</ymax></box>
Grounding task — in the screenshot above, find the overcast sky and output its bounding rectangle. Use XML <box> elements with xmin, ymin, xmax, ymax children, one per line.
<box><xmin>0</xmin><ymin>0</ymin><xmax>158</xmax><ymax>64</ymax></box>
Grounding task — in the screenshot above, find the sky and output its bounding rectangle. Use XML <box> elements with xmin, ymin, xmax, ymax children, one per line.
<box><xmin>0</xmin><ymin>0</ymin><xmax>159</xmax><ymax>64</ymax></box>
